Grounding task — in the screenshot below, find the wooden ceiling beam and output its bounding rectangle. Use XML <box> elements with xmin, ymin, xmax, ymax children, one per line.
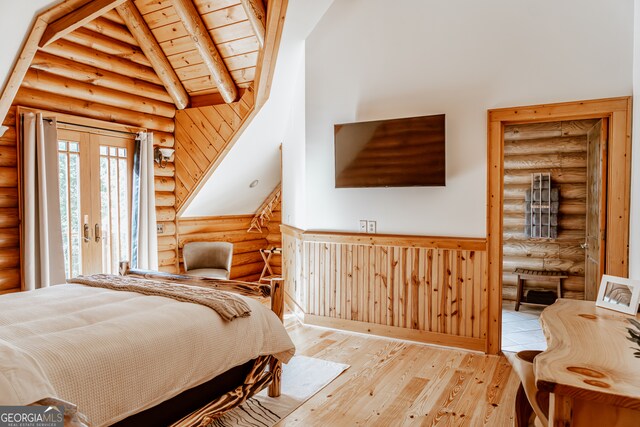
<box><xmin>39</xmin><ymin>0</ymin><xmax>128</xmax><ymax>48</ymax></box>
<box><xmin>240</xmin><ymin>0</ymin><xmax>266</xmax><ymax>48</ymax></box>
<box><xmin>190</xmin><ymin>89</ymin><xmax>247</xmax><ymax>108</ymax></box>
<box><xmin>116</xmin><ymin>1</ymin><xmax>190</xmax><ymax>110</ymax></box>
<box><xmin>171</xmin><ymin>0</ymin><xmax>239</xmax><ymax>104</ymax></box>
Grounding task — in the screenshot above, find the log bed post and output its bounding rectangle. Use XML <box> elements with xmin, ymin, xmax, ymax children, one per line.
<box><xmin>268</xmin><ymin>278</ymin><xmax>283</xmax><ymax>397</ymax></box>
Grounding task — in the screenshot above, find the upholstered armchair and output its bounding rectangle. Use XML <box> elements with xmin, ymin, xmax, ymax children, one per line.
<box><xmin>183</xmin><ymin>242</ymin><xmax>234</xmax><ymax>280</ymax></box>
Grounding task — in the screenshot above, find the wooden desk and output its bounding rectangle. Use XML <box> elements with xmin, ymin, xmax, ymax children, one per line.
<box><xmin>536</xmin><ymin>299</ymin><xmax>640</xmax><ymax>426</ymax></box>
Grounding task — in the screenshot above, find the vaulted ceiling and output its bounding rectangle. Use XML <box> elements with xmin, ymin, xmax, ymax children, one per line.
<box><xmin>0</xmin><ymin>0</ymin><xmax>271</xmax><ymax>125</ymax></box>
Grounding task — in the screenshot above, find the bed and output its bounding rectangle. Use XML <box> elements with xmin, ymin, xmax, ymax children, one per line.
<box><xmin>0</xmin><ymin>262</ymin><xmax>295</xmax><ymax>426</ymax></box>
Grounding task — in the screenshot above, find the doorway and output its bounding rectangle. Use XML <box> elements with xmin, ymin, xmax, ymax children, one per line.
<box><xmin>56</xmin><ymin>126</ymin><xmax>134</xmax><ymax>278</ymax></box>
<box><xmin>486</xmin><ymin>97</ymin><xmax>632</xmax><ymax>354</ymax></box>
<box><xmin>499</xmin><ymin>118</ymin><xmax>607</xmax><ymax>352</ymax></box>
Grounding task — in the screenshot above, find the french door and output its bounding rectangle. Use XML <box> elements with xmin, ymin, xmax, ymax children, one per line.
<box><xmin>57</xmin><ymin>127</ymin><xmax>135</xmax><ymax>278</ymax></box>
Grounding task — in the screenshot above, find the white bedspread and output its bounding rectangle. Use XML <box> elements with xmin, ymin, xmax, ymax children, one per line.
<box><xmin>0</xmin><ymin>284</ymin><xmax>295</xmax><ymax>426</ymax></box>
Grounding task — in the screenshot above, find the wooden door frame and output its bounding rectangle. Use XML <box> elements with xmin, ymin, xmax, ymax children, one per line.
<box><xmin>486</xmin><ymin>97</ymin><xmax>632</xmax><ymax>354</ymax></box>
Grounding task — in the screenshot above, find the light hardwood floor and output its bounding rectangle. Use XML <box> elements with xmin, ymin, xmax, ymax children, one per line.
<box><xmin>278</xmin><ymin>314</ymin><xmax>520</xmax><ymax>426</ymax></box>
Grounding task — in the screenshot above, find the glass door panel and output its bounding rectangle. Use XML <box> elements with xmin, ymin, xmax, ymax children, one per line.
<box><xmin>56</xmin><ymin>127</ymin><xmax>134</xmax><ymax>278</ymax></box>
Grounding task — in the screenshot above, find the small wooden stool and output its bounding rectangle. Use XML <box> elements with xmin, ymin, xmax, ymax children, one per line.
<box><xmin>514</xmin><ymin>268</ymin><xmax>568</xmax><ymax>311</ymax></box>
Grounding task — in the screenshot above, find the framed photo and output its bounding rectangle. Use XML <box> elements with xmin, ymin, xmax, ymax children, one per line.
<box><xmin>596</xmin><ymin>275</ymin><xmax>640</xmax><ymax>315</ymax></box>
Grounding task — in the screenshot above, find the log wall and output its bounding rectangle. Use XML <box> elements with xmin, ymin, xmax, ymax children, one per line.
<box><xmin>502</xmin><ymin>119</ymin><xmax>597</xmax><ymax>301</ymax></box>
<box><xmin>2</xmin><ymin>12</ymin><xmax>180</xmax><ymax>294</ymax></box>
<box><xmin>282</xmin><ymin>226</ymin><xmax>488</xmax><ymax>351</ymax></box>
<box><xmin>177</xmin><ymin>210</ymin><xmax>281</xmax><ymax>282</ymax></box>
<box><xmin>0</xmin><ymin>107</ymin><xmax>21</xmax><ymax>295</ymax></box>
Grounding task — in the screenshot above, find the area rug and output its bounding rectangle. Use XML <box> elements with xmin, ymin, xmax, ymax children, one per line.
<box><xmin>206</xmin><ymin>356</ymin><xmax>349</xmax><ymax>427</ymax></box>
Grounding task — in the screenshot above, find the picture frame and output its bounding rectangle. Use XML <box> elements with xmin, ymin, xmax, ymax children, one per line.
<box><xmin>595</xmin><ymin>275</ymin><xmax>640</xmax><ymax>315</ymax></box>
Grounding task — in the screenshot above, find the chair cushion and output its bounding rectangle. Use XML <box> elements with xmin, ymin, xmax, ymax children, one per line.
<box><xmin>183</xmin><ymin>242</ymin><xmax>233</xmax><ymax>272</ymax></box>
<box><xmin>186</xmin><ymin>269</ymin><xmax>230</xmax><ymax>280</ymax></box>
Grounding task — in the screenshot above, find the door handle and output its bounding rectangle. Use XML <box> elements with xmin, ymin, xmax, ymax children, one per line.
<box><xmin>83</xmin><ymin>223</ymin><xmax>91</xmax><ymax>243</ymax></box>
<box><xmin>580</xmin><ymin>242</ymin><xmax>589</xmax><ymax>249</ymax></box>
<box><xmin>95</xmin><ymin>223</ymin><xmax>101</xmax><ymax>243</ymax></box>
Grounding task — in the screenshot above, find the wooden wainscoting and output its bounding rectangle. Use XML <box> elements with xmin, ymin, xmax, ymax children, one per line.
<box><xmin>282</xmin><ymin>225</ymin><xmax>488</xmax><ymax>352</ymax></box>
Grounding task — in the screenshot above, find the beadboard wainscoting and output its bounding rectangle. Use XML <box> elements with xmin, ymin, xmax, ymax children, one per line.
<box><xmin>281</xmin><ymin>225</ymin><xmax>489</xmax><ymax>352</ymax></box>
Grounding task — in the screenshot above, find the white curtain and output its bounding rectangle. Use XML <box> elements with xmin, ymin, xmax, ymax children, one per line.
<box><xmin>21</xmin><ymin>112</ymin><xmax>66</xmax><ymax>290</ymax></box>
<box><xmin>131</xmin><ymin>132</ymin><xmax>158</xmax><ymax>270</ymax></box>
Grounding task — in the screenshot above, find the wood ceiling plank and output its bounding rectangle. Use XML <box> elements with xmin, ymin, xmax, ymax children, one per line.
<box><xmin>201</xmin><ymin>4</ymin><xmax>247</xmax><ymax>29</ymax></box>
<box><xmin>239</xmin><ymin>0</ymin><xmax>265</xmax><ymax>47</ymax></box>
<box><xmin>102</xmin><ymin>9</ymin><xmax>127</xmax><ymax>25</ymax></box>
<box><xmin>163</xmin><ymin>35</ymin><xmax>258</xmax><ymax>58</ymax></box>
<box><xmin>116</xmin><ymin>1</ymin><xmax>190</xmax><ymax>109</ymax></box>
<box><xmin>40</xmin><ymin>0</ymin><xmax>128</xmax><ymax>47</ymax></box>
<box><xmin>178</xmin><ymin>113</ymin><xmax>219</xmax><ymax>161</ymax></box>
<box><xmin>144</xmin><ymin>6</ymin><xmax>180</xmax><ymax>29</ymax></box>
<box><xmin>198</xmin><ymin>106</ymin><xmax>233</xmax><ymax>139</ymax></box>
<box><xmin>84</xmin><ymin>16</ymin><xmax>139</xmax><ymax>46</ymax></box>
<box><xmin>174</xmin><ymin>129</ymin><xmax>201</xmax><ymax>175</ymax></box>
<box><xmin>184</xmin><ymin>108</ymin><xmax>227</xmax><ymax>151</ymax></box>
<box><xmin>194</xmin><ymin>0</ymin><xmax>241</xmax><ymax>14</ymax></box>
<box><xmin>151</xmin><ymin>18</ymin><xmax>253</xmax><ymax>44</ymax></box>
<box><xmin>181</xmin><ymin>67</ymin><xmax>254</xmax><ymax>92</ymax></box>
<box><xmin>143</xmin><ymin>3</ymin><xmax>247</xmax><ymax>30</ymax></box>
<box><xmin>214</xmin><ymin>103</ymin><xmax>242</xmax><ymax>128</ymax></box>
<box><xmin>217</xmin><ymin>36</ymin><xmax>259</xmax><ymax>57</ymax></box>
<box><xmin>171</xmin><ymin>0</ymin><xmax>239</xmax><ymax>103</ymax></box>
<box><xmin>135</xmin><ymin>0</ymin><xmax>173</xmax><ymax>15</ymax></box>
<box><xmin>175</xmin><ymin>52</ymin><xmax>257</xmax><ymax>77</ymax></box>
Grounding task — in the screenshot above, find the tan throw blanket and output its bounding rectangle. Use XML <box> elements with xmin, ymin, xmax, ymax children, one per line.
<box><xmin>68</xmin><ymin>274</ymin><xmax>251</xmax><ymax>321</ymax></box>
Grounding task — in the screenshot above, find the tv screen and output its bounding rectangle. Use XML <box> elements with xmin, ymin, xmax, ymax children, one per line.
<box><xmin>334</xmin><ymin>114</ymin><xmax>446</xmax><ymax>188</ymax></box>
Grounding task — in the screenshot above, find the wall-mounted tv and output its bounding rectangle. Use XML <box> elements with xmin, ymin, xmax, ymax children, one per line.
<box><xmin>334</xmin><ymin>114</ymin><xmax>445</xmax><ymax>188</ymax></box>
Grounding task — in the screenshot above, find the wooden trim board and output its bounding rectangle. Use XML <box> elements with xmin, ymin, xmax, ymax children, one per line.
<box><xmin>281</xmin><ymin>224</ymin><xmax>487</xmax><ymax>251</ymax></box>
<box><xmin>304</xmin><ymin>314</ymin><xmax>486</xmax><ymax>352</ymax></box>
<box><xmin>487</xmin><ymin>97</ymin><xmax>632</xmax><ymax>354</ymax></box>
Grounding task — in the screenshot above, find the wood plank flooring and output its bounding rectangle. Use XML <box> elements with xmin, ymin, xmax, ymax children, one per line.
<box><xmin>278</xmin><ymin>314</ymin><xmax>520</xmax><ymax>426</ymax></box>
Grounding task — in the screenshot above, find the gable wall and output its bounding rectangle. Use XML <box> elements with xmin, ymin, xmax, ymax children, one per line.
<box><xmin>0</xmin><ymin>14</ymin><xmax>180</xmax><ymax>294</ymax></box>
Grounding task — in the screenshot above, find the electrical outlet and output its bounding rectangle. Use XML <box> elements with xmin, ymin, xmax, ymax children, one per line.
<box><xmin>367</xmin><ymin>220</ymin><xmax>377</xmax><ymax>234</ymax></box>
<box><xmin>359</xmin><ymin>220</ymin><xmax>367</xmax><ymax>233</ymax></box>
<box><xmin>156</xmin><ymin>223</ymin><xmax>164</xmax><ymax>234</ymax></box>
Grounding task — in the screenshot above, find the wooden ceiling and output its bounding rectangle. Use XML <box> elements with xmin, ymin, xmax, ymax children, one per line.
<box><xmin>0</xmin><ymin>0</ymin><xmax>269</xmax><ymax>121</ymax></box>
<box><xmin>135</xmin><ymin>0</ymin><xmax>260</xmax><ymax>98</ymax></box>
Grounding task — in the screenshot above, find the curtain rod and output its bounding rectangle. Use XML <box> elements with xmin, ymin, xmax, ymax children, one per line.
<box><xmin>41</xmin><ymin>117</ymin><xmax>140</xmax><ymax>136</ymax></box>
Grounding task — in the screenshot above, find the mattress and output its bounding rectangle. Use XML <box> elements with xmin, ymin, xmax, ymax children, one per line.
<box><xmin>0</xmin><ymin>284</ymin><xmax>295</xmax><ymax>426</ymax></box>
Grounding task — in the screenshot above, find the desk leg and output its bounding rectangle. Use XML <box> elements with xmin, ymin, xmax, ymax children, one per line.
<box><xmin>549</xmin><ymin>393</ymin><xmax>572</xmax><ymax>426</ymax></box>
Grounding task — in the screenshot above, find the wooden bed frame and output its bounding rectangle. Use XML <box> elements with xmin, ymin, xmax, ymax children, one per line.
<box><xmin>30</xmin><ymin>263</ymin><xmax>286</xmax><ymax>426</ymax></box>
<box><xmin>116</xmin><ymin>261</ymin><xmax>285</xmax><ymax>426</ymax></box>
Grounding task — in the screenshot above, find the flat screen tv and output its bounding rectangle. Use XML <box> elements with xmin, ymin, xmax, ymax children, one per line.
<box><xmin>334</xmin><ymin>114</ymin><xmax>445</xmax><ymax>188</ymax></box>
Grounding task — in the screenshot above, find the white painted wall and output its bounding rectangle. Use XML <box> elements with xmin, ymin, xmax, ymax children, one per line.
<box><xmin>302</xmin><ymin>0</ymin><xmax>634</xmax><ymax>237</ymax></box>
<box><xmin>631</xmin><ymin>0</ymin><xmax>640</xmax><ymax>279</ymax></box>
<box><xmin>183</xmin><ymin>0</ymin><xmax>334</xmax><ymax>217</ymax></box>
<box><xmin>0</xmin><ymin>0</ymin><xmax>53</xmax><ymax>95</ymax></box>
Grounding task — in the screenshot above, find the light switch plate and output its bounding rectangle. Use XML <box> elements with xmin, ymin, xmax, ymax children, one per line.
<box><xmin>156</xmin><ymin>223</ymin><xmax>164</xmax><ymax>234</ymax></box>
<box><xmin>359</xmin><ymin>220</ymin><xmax>367</xmax><ymax>233</ymax></box>
<box><xmin>367</xmin><ymin>220</ymin><xmax>376</xmax><ymax>234</ymax></box>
